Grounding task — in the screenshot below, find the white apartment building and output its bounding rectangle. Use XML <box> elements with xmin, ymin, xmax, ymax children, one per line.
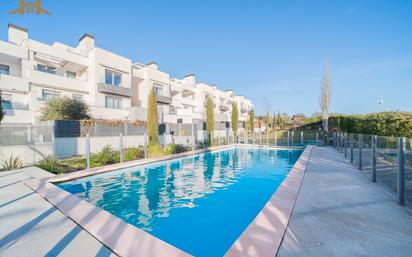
<box><xmin>0</xmin><ymin>24</ymin><xmax>253</xmax><ymax>130</ymax></box>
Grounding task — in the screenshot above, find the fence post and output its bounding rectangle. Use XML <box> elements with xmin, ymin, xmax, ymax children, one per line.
<box><xmin>287</xmin><ymin>130</ymin><xmax>290</xmax><ymax>147</ymax></box>
<box><xmin>86</xmin><ymin>133</ymin><xmax>90</xmax><ymax>169</ymax></box>
<box><xmin>372</xmin><ymin>135</ymin><xmax>377</xmax><ymax>182</ymax></box>
<box><xmin>144</xmin><ymin>133</ymin><xmax>148</xmax><ymax>158</ymax></box>
<box><xmin>163</xmin><ymin>132</ymin><xmax>166</xmax><ymax>146</ymax></box>
<box><xmin>119</xmin><ymin>133</ymin><xmax>124</xmax><ymax>163</ymax></box>
<box><xmin>316</xmin><ymin>131</ymin><xmax>319</xmax><ymax>145</ymax></box>
<box><xmin>358</xmin><ymin>134</ymin><xmax>363</xmax><ymax>170</ymax></box>
<box><xmin>343</xmin><ymin>133</ymin><xmax>348</xmax><ymax>158</ymax></box>
<box><xmin>51</xmin><ymin>123</ymin><xmax>56</xmax><ymax>157</ymax></box>
<box><xmin>27</xmin><ymin>124</ymin><xmax>32</xmax><ymax>144</ymax></box>
<box><xmin>291</xmin><ymin>131</ymin><xmax>294</xmax><ymax>146</ymax></box>
<box><xmin>191</xmin><ymin>123</ymin><xmax>195</xmax><ymax>151</ymax></box>
<box><xmin>398</xmin><ymin>137</ymin><xmax>405</xmax><ymax>205</ymax></box>
<box><xmin>301</xmin><ymin>131</ymin><xmax>304</xmax><ymax>145</ymax></box>
<box><xmin>350</xmin><ymin>133</ymin><xmax>354</xmax><ymax>163</ymax></box>
<box><xmin>266</xmin><ymin>130</ymin><xmax>269</xmax><ymax>146</ymax></box>
<box><xmin>337</xmin><ymin>132</ymin><xmax>340</xmax><ymax>150</ymax></box>
<box><xmin>259</xmin><ymin>130</ymin><xmax>262</xmax><ymax>146</ymax></box>
<box><xmin>275</xmin><ymin>131</ymin><xmax>277</xmax><ymax>148</ymax></box>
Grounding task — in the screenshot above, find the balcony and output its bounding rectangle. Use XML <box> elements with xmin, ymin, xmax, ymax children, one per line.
<box><xmin>219</xmin><ymin>105</ymin><xmax>229</xmax><ymax>111</ymax></box>
<box><xmin>0</xmin><ymin>41</ymin><xmax>28</xmax><ymax>59</ymax></box>
<box><xmin>181</xmin><ymin>97</ymin><xmax>196</xmax><ymax>106</ymax></box>
<box><xmin>30</xmin><ymin>69</ymin><xmax>88</xmax><ymax>93</ymax></box>
<box><xmin>156</xmin><ymin>92</ymin><xmax>172</xmax><ymax>104</ymax></box>
<box><xmin>31</xmin><ymin>41</ymin><xmax>89</xmax><ymax>69</ymax></box>
<box><xmin>241</xmin><ymin>107</ymin><xmax>248</xmax><ymax>113</ymax></box>
<box><xmin>0</xmin><ymin>74</ymin><xmax>29</xmax><ymax>92</ymax></box>
<box><xmin>98</xmin><ymin>83</ymin><xmax>131</xmax><ymax>97</ymax></box>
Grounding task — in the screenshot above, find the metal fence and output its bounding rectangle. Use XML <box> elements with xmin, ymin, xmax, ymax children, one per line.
<box><xmin>0</xmin><ymin>125</ymin><xmax>54</xmax><ymax>166</ymax></box>
<box><xmin>237</xmin><ymin>130</ymin><xmax>321</xmax><ymax>147</ymax></box>
<box><xmin>333</xmin><ymin>132</ymin><xmax>411</xmax><ymax>207</ymax></box>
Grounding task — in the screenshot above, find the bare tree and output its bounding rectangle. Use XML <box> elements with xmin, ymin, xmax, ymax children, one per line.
<box><xmin>319</xmin><ymin>62</ymin><xmax>331</xmax><ymax>131</ymax></box>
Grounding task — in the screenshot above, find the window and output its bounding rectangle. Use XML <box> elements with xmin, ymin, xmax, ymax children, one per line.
<box><xmin>66</xmin><ymin>71</ymin><xmax>77</xmax><ymax>79</ymax></box>
<box><xmin>37</xmin><ymin>64</ymin><xmax>56</xmax><ymax>74</ymax></box>
<box><xmin>105</xmin><ymin>69</ymin><xmax>121</xmax><ymax>86</ymax></box>
<box><xmin>105</xmin><ymin>96</ymin><xmax>121</xmax><ymax>109</ymax></box>
<box><xmin>1</xmin><ymin>94</ymin><xmax>12</xmax><ymax>109</ymax></box>
<box><xmin>0</xmin><ymin>64</ymin><xmax>10</xmax><ymax>75</ymax></box>
<box><xmin>42</xmin><ymin>89</ymin><xmax>60</xmax><ymax>101</ymax></box>
<box><xmin>153</xmin><ymin>83</ymin><xmax>164</xmax><ymax>96</ymax></box>
<box><xmin>73</xmin><ymin>94</ymin><xmax>83</xmax><ymax>101</ymax></box>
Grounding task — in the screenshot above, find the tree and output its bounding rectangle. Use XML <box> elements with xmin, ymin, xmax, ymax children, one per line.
<box><xmin>40</xmin><ymin>97</ymin><xmax>89</xmax><ymax>121</ymax></box>
<box><xmin>231</xmin><ymin>102</ymin><xmax>239</xmax><ymax>134</ymax></box>
<box><xmin>276</xmin><ymin>111</ymin><xmax>283</xmax><ymax>129</ymax></box>
<box><xmin>0</xmin><ymin>92</ymin><xmax>4</xmax><ymax>123</ymax></box>
<box><xmin>147</xmin><ymin>87</ymin><xmax>159</xmax><ymax>146</ymax></box>
<box><xmin>206</xmin><ymin>97</ymin><xmax>215</xmax><ymax>143</ymax></box>
<box><xmin>272</xmin><ymin>112</ymin><xmax>276</xmax><ymax>130</ymax></box>
<box><xmin>249</xmin><ymin>109</ymin><xmax>255</xmax><ymax>134</ymax></box>
<box><xmin>319</xmin><ymin>62</ymin><xmax>331</xmax><ymax>131</ymax></box>
<box><xmin>265</xmin><ymin>112</ymin><xmax>270</xmax><ymax>132</ymax></box>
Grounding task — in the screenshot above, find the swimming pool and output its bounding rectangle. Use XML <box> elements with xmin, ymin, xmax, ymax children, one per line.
<box><xmin>58</xmin><ymin>147</ymin><xmax>302</xmax><ymax>257</ymax></box>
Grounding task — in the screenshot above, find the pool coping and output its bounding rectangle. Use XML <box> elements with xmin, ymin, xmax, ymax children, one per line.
<box><xmin>25</xmin><ymin>144</ymin><xmax>310</xmax><ymax>257</ymax></box>
<box><xmin>225</xmin><ymin>145</ymin><xmax>313</xmax><ymax>257</ymax></box>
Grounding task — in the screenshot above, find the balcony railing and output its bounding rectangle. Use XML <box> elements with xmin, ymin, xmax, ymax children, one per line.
<box><xmin>155</xmin><ymin>91</ymin><xmax>172</xmax><ymax>104</ymax></box>
<box><xmin>98</xmin><ymin>83</ymin><xmax>131</xmax><ymax>97</ymax></box>
<box><xmin>219</xmin><ymin>105</ymin><xmax>229</xmax><ymax>111</ymax></box>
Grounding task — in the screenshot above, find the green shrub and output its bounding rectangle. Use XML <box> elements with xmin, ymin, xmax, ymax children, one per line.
<box><xmin>330</xmin><ymin>112</ymin><xmax>412</xmax><ymax>137</ymax></box>
<box><xmin>36</xmin><ymin>156</ymin><xmax>62</xmax><ymax>174</ymax></box>
<box><xmin>164</xmin><ymin>144</ymin><xmax>187</xmax><ymax>155</ymax></box>
<box><xmin>124</xmin><ymin>146</ymin><xmax>144</xmax><ymax>161</ymax></box>
<box><xmin>40</xmin><ymin>97</ymin><xmax>90</xmax><ymax>121</ymax></box>
<box><xmin>0</xmin><ymin>154</ymin><xmax>23</xmax><ymax>171</ymax></box>
<box><xmin>94</xmin><ymin>145</ymin><xmax>119</xmax><ymax>165</ymax></box>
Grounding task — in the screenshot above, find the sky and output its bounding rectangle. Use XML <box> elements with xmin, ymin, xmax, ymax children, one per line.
<box><xmin>0</xmin><ymin>0</ymin><xmax>411</xmax><ymax>116</ymax></box>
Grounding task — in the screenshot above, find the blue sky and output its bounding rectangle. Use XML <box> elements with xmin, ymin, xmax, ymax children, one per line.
<box><xmin>1</xmin><ymin>0</ymin><xmax>411</xmax><ymax>116</ymax></box>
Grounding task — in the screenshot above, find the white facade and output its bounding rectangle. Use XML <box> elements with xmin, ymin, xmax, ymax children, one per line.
<box><xmin>0</xmin><ymin>24</ymin><xmax>253</xmax><ymax>128</ymax></box>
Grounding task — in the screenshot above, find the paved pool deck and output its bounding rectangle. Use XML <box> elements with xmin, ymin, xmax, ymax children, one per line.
<box><xmin>0</xmin><ymin>167</ymin><xmax>116</xmax><ymax>257</ymax></box>
<box><xmin>277</xmin><ymin>146</ymin><xmax>412</xmax><ymax>257</ymax></box>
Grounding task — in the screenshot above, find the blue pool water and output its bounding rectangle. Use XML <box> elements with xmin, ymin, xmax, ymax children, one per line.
<box><xmin>58</xmin><ymin>147</ymin><xmax>302</xmax><ymax>257</ymax></box>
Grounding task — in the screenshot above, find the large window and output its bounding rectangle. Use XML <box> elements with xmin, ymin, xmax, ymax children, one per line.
<box><xmin>105</xmin><ymin>96</ymin><xmax>121</xmax><ymax>109</ymax></box>
<box><xmin>42</xmin><ymin>89</ymin><xmax>60</xmax><ymax>101</ymax></box>
<box><xmin>66</xmin><ymin>71</ymin><xmax>77</xmax><ymax>79</ymax></box>
<box><xmin>0</xmin><ymin>64</ymin><xmax>10</xmax><ymax>75</ymax></box>
<box><xmin>153</xmin><ymin>83</ymin><xmax>164</xmax><ymax>96</ymax></box>
<box><xmin>105</xmin><ymin>69</ymin><xmax>122</xmax><ymax>86</ymax></box>
<box><xmin>1</xmin><ymin>94</ymin><xmax>12</xmax><ymax>109</ymax></box>
<box><xmin>37</xmin><ymin>64</ymin><xmax>56</xmax><ymax>74</ymax></box>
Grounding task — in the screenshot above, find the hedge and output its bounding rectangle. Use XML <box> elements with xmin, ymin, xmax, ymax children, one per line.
<box><xmin>329</xmin><ymin>112</ymin><xmax>412</xmax><ymax>138</ymax></box>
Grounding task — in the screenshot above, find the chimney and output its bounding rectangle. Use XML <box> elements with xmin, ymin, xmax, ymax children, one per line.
<box><xmin>146</xmin><ymin>61</ymin><xmax>158</xmax><ymax>70</ymax></box>
<box><xmin>183</xmin><ymin>74</ymin><xmax>196</xmax><ymax>84</ymax></box>
<box><xmin>78</xmin><ymin>33</ymin><xmax>95</xmax><ymax>51</ymax></box>
<box><xmin>8</xmin><ymin>24</ymin><xmax>28</xmax><ymax>46</ymax></box>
